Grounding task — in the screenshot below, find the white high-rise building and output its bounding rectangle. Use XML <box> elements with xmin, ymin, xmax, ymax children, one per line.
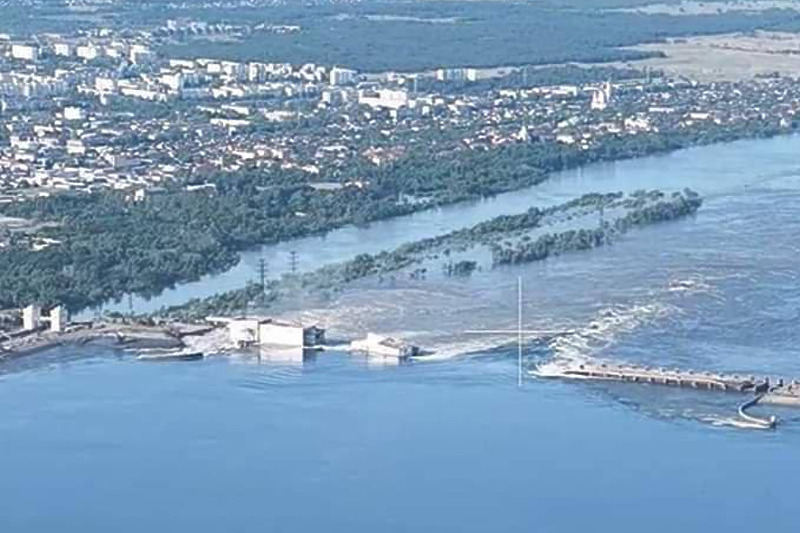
<box><xmin>220</xmin><ymin>61</ymin><xmax>246</xmax><ymax>81</ymax></box>
<box><xmin>358</xmin><ymin>89</ymin><xmax>409</xmax><ymax>110</ymax></box>
<box><xmin>603</xmin><ymin>81</ymin><xmax>613</xmax><ymax>102</ymax></box>
<box><xmin>247</xmin><ymin>62</ymin><xmax>265</xmax><ymax>83</ymax></box>
<box><xmin>160</xmin><ymin>72</ymin><xmax>184</xmax><ymax>92</ymax></box>
<box><xmin>129</xmin><ymin>45</ymin><xmax>155</xmax><ymax>65</ymax></box>
<box><xmin>95</xmin><ymin>77</ymin><xmax>117</xmax><ymax>93</ymax></box>
<box><xmin>76</xmin><ymin>44</ymin><xmax>99</xmax><ymax>61</ymax></box>
<box><xmin>590</xmin><ymin>81</ymin><xmax>613</xmax><ymax>111</ymax></box>
<box><xmin>63</xmin><ymin>106</ymin><xmax>84</xmax><ymax>121</ymax></box>
<box><xmin>11</xmin><ymin>44</ymin><xmax>38</xmax><ymax>61</ymax></box>
<box><xmin>329</xmin><ymin>66</ymin><xmax>357</xmax><ymax>86</ymax></box>
<box><xmin>53</xmin><ymin>42</ymin><xmax>73</xmax><ymax>57</ymax></box>
<box><xmin>435</xmin><ymin>68</ymin><xmax>475</xmax><ymax>82</ymax></box>
<box><xmin>66</xmin><ymin>139</ymin><xmax>86</xmax><ymax>155</ymax></box>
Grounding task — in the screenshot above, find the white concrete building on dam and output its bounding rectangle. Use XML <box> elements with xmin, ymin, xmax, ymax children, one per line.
<box><xmin>209</xmin><ymin>316</ymin><xmax>325</xmax><ymax>348</ymax></box>
<box><xmin>350</xmin><ymin>333</ymin><xmax>419</xmax><ymax>361</ymax></box>
<box><xmin>22</xmin><ymin>305</ymin><xmax>68</xmax><ymax>332</ymax></box>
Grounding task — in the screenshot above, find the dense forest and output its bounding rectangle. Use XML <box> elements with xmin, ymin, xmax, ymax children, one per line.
<box><xmin>155</xmin><ymin>1</ymin><xmax>800</xmax><ymax>71</ymax></box>
<box><xmin>6</xmin><ymin>1</ymin><xmax>800</xmax><ymax>71</ymax></box>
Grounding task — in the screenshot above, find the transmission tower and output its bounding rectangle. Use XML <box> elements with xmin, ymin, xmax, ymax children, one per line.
<box><xmin>258</xmin><ymin>258</ymin><xmax>268</xmax><ymax>291</ymax></box>
<box><xmin>289</xmin><ymin>251</ymin><xmax>299</xmax><ymax>274</ymax></box>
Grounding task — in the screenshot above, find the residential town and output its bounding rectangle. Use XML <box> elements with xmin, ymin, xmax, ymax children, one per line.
<box><xmin>0</xmin><ymin>24</ymin><xmax>798</xmax><ymax>203</ymax></box>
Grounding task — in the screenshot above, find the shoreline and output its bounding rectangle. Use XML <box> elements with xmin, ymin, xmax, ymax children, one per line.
<box><xmin>153</xmin><ymin>189</ymin><xmax>703</xmax><ymax>320</ymax></box>
<box><xmin>77</xmin><ymin>128</ymin><xmax>798</xmax><ymax>318</ymax></box>
<box><xmin>0</xmin><ymin>322</ymin><xmax>206</xmax><ymax>361</ymax></box>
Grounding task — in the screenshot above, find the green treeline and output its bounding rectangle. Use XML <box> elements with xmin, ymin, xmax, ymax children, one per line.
<box><xmin>0</xmin><ymin>185</ymin><xmax>414</xmax><ymax>311</ymax></box>
<box><xmin>8</xmin><ymin>1</ymin><xmax>800</xmax><ymax>72</ymax></box>
<box><xmin>491</xmin><ymin>190</ymin><xmax>702</xmax><ymax>265</ymax></box>
<box><xmin>0</xmin><ymin>117</ymin><xmax>779</xmax><ymax>313</ymax></box>
<box><xmin>156</xmin><ymin>2</ymin><xmax>800</xmax><ymax>71</ymax></box>
<box><xmin>156</xmin><ymin>188</ymin><xmax>702</xmax><ymax>320</ymax></box>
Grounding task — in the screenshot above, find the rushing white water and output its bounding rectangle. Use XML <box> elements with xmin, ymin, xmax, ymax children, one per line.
<box><xmin>6</xmin><ymin>136</ymin><xmax>800</xmax><ymax>531</ymax></box>
<box><xmin>249</xmin><ymin>136</ymin><xmax>800</xmax><ymax>431</ymax></box>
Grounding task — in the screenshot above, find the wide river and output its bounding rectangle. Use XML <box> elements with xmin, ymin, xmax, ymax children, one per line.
<box><xmin>5</xmin><ymin>135</ymin><xmax>800</xmax><ymax>531</ymax></box>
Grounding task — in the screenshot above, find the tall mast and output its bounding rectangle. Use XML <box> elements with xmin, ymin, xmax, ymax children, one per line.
<box><xmin>518</xmin><ymin>276</ymin><xmax>523</xmax><ymax>388</ymax></box>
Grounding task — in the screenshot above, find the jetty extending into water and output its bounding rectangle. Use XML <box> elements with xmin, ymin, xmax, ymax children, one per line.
<box><xmin>538</xmin><ymin>361</ymin><xmax>800</xmax><ymax>429</ymax></box>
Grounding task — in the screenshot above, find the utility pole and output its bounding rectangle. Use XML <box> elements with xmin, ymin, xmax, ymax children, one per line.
<box><xmin>127</xmin><ymin>264</ymin><xmax>134</xmax><ymax>315</ymax></box>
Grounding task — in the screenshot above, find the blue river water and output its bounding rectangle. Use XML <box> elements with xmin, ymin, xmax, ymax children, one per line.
<box><xmin>4</xmin><ymin>135</ymin><xmax>800</xmax><ymax>531</ymax></box>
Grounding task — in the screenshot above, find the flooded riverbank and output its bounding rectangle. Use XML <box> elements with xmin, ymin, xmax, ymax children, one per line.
<box><xmin>82</xmin><ymin>134</ymin><xmax>800</xmax><ymax>318</ymax></box>
<box><xmin>6</xmin><ymin>134</ymin><xmax>800</xmax><ymax>531</ymax></box>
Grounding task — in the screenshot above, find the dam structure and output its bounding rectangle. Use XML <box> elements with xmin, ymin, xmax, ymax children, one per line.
<box><xmin>476</xmin><ymin>279</ymin><xmax>800</xmax><ymax>429</ymax></box>
<box><xmin>535</xmin><ymin>361</ymin><xmax>800</xmax><ymax>429</ymax></box>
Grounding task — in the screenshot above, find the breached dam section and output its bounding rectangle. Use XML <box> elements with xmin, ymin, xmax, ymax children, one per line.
<box><xmin>535</xmin><ymin>361</ymin><xmax>800</xmax><ymax>428</ymax></box>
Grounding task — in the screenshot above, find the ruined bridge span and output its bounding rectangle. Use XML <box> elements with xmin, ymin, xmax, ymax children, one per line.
<box><xmin>551</xmin><ymin>362</ymin><xmax>784</xmax><ymax>392</ymax></box>
<box><xmin>537</xmin><ymin>361</ymin><xmax>800</xmax><ymax>429</ymax></box>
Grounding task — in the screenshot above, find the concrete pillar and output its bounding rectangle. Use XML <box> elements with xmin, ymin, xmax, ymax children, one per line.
<box><xmin>22</xmin><ymin>305</ymin><xmax>40</xmax><ymax>331</ymax></box>
<box><xmin>49</xmin><ymin>306</ymin><xmax>67</xmax><ymax>333</ymax></box>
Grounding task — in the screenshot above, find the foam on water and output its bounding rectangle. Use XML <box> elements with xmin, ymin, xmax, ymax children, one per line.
<box><xmin>699</xmin><ymin>414</ymin><xmax>774</xmax><ymax>431</ymax></box>
<box><xmin>276</xmin><ymin>272</ymin><xmax>717</xmax><ymax>371</ymax></box>
<box><xmin>534</xmin><ymin>275</ymin><xmax>719</xmax><ymax>376</ymax></box>
<box><xmin>666</xmin><ymin>276</ymin><xmax>714</xmax><ymax>295</ymax></box>
<box><xmin>417</xmin><ymin>335</ymin><xmax>523</xmax><ymax>361</ymax></box>
<box><xmin>537</xmin><ymin>301</ymin><xmax>677</xmax><ymax>371</ymax></box>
